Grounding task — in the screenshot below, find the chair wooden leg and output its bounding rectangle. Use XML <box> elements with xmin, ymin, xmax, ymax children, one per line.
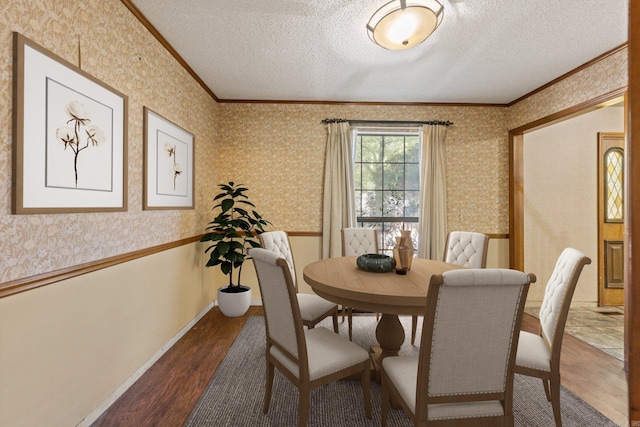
<box><xmin>381</xmin><ymin>373</ymin><xmax>389</xmax><ymax>427</ymax></box>
<box><xmin>341</xmin><ymin>305</ymin><xmax>346</xmax><ymax>322</ymax></box>
<box><xmin>263</xmin><ymin>360</ymin><xmax>274</xmax><ymax>413</ymax></box>
<box><xmin>542</xmin><ymin>378</ymin><xmax>552</xmax><ymax>401</ymax></box>
<box><xmin>505</xmin><ymin>413</ymin><xmax>515</xmax><ymax>427</ymax></box>
<box><xmin>299</xmin><ymin>387</ymin><xmax>310</xmax><ymax>427</ymax></box>
<box><xmin>360</xmin><ymin>362</ymin><xmax>372</xmax><ymax>419</ymax></box>
<box><xmin>550</xmin><ymin>376</ymin><xmax>562</xmax><ymax>427</ymax></box>
<box><xmin>348</xmin><ymin>307</ymin><xmax>353</xmax><ymax>341</ymax></box>
<box><xmin>411</xmin><ymin>315</ymin><xmax>418</xmax><ymax>345</ymax></box>
<box><xmin>332</xmin><ymin>311</ymin><xmax>339</xmax><ymax>333</ymax></box>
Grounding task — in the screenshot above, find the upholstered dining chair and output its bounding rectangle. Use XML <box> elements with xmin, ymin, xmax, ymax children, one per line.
<box><xmin>382</xmin><ymin>268</ymin><xmax>533</xmax><ymax>427</ymax></box>
<box><xmin>515</xmin><ymin>248</ymin><xmax>591</xmax><ymax>427</ymax></box>
<box><xmin>259</xmin><ymin>230</ymin><xmax>339</xmax><ymax>333</ymax></box>
<box><xmin>341</xmin><ymin>227</ymin><xmax>379</xmax><ymax>340</ymax></box>
<box><xmin>411</xmin><ymin>231</ymin><xmax>490</xmax><ymax>344</ymax></box>
<box><xmin>249</xmin><ymin>248</ymin><xmax>372</xmax><ymax>427</ymax></box>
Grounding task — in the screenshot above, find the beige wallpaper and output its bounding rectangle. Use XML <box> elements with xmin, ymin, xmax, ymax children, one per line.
<box><xmin>216</xmin><ymin>103</ymin><xmax>508</xmax><ymax>235</ymax></box>
<box><xmin>0</xmin><ymin>0</ymin><xmax>217</xmax><ymax>283</ymax></box>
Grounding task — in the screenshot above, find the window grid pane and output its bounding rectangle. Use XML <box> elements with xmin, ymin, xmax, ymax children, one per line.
<box><xmin>605</xmin><ymin>148</ymin><xmax>624</xmax><ymax>222</ymax></box>
<box><xmin>355</xmin><ymin>131</ymin><xmax>421</xmax><ymax>252</ymax></box>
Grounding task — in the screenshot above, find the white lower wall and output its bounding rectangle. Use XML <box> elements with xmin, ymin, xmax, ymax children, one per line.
<box><xmin>0</xmin><ymin>241</ymin><xmax>214</xmax><ymax>427</ymax></box>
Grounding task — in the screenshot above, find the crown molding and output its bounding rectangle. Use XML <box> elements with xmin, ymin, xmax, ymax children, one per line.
<box><xmin>120</xmin><ymin>0</ymin><xmax>220</xmax><ymax>102</ymax></box>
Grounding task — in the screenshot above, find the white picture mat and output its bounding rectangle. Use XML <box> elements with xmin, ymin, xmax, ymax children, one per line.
<box><xmin>20</xmin><ymin>41</ymin><xmax>125</xmax><ymax>209</ymax></box>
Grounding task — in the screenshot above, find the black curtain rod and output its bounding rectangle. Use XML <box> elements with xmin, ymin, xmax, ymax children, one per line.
<box><xmin>321</xmin><ymin>118</ymin><xmax>453</xmax><ymax>126</ymax></box>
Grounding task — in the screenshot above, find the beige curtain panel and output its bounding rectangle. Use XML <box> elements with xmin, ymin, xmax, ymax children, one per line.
<box><xmin>418</xmin><ymin>124</ymin><xmax>448</xmax><ymax>260</ymax></box>
<box><xmin>322</xmin><ymin>122</ymin><xmax>356</xmax><ymax>259</ymax></box>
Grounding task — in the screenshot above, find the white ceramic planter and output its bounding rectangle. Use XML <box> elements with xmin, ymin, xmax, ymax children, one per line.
<box><xmin>217</xmin><ymin>285</ymin><xmax>251</xmax><ymax>317</ymax></box>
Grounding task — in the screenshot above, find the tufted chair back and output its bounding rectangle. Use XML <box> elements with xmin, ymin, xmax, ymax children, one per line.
<box><xmin>341</xmin><ymin>228</ymin><xmax>378</xmax><ymax>256</ymax></box>
<box><xmin>539</xmin><ymin>248</ymin><xmax>591</xmax><ymax>351</ymax></box>
<box><xmin>443</xmin><ymin>231</ymin><xmax>489</xmax><ymax>268</ymax></box>
<box><xmin>259</xmin><ymin>231</ymin><xmax>297</xmax><ymax>290</ymax></box>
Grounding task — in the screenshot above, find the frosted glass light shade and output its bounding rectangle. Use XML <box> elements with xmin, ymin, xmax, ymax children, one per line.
<box><xmin>367</xmin><ymin>0</ymin><xmax>444</xmax><ymax>50</ymax></box>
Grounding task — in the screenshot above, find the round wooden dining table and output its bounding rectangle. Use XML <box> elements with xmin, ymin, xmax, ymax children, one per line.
<box><xmin>303</xmin><ymin>256</ymin><xmax>464</xmax><ymax>377</ymax></box>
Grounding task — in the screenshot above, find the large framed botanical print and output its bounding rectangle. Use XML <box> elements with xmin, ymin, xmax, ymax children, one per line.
<box><xmin>12</xmin><ymin>32</ymin><xmax>128</xmax><ymax>214</ymax></box>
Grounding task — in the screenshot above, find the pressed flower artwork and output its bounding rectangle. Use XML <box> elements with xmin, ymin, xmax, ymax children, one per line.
<box><xmin>13</xmin><ymin>32</ymin><xmax>126</xmax><ymax>214</ymax></box>
<box><xmin>144</xmin><ymin>107</ymin><xmax>194</xmax><ymax>210</ymax></box>
<box><xmin>47</xmin><ymin>90</ymin><xmax>112</xmax><ymax>191</ymax></box>
<box><xmin>163</xmin><ymin>142</ymin><xmax>183</xmax><ymax>191</ymax></box>
<box><xmin>156</xmin><ymin>133</ymin><xmax>187</xmax><ymax>196</ymax></box>
<box><xmin>46</xmin><ymin>79</ymin><xmax>113</xmax><ymax>192</ymax></box>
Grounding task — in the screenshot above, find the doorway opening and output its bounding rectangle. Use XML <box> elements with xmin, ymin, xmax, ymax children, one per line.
<box><xmin>509</xmin><ymin>90</ymin><xmax>626</xmax><ymax>361</ymax></box>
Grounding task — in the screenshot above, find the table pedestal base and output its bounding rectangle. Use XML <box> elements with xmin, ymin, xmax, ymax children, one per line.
<box><xmin>369</xmin><ymin>345</ymin><xmax>386</xmax><ymax>383</ymax></box>
<box><xmin>374</xmin><ymin>313</ymin><xmax>405</xmax><ymax>364</ymax></box>
<box><xmin>372</xmin><ymin>313</ymin><xmax>406</xmax><ymax>410</ymax></box>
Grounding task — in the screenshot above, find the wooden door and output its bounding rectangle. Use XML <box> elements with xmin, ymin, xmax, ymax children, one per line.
<box><xmin>598</xmin><ymin>132</ymin><xmax>625</xmax><ymax>306</ymax></box>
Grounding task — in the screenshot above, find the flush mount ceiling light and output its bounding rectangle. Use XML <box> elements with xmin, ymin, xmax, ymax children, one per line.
<box><xmin>367</xmin><ymin>0</ymin><xmax>444</xmax><ymax>50</ymax></box>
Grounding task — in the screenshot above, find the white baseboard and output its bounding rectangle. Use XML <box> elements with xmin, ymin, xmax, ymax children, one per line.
<box><xmin>77</xmin><ymin>300</ymin><xmax>216</xmax><ymax>427</ymax></box>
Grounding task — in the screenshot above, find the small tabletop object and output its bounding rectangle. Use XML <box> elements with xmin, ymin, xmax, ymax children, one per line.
<box><xmin>356</xmin><ymin>253</ymin><xmax>395</xmax><ymax>273</ymax></box>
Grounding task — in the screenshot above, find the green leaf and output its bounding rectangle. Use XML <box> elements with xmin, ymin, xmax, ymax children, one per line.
<box><xmin>230</xmin><ymin>218</ymin><xmax>249</xmax><ymax>227</ymax></box>
<box><xmin>221</xmin><ymin>199</ymin><xmax>234</xmax><ymax>212</ymax></box>
<box><xmin>217</xmin><ymin>241</ymin><xmax>230</xmax><ymax>255</ymax></box>
<box><xmin>235</xmin><ymin>207</ymin><xmax>249</xmax><ymax>217</ymax></box>
<box><xmin>200</xmin><ymin>234</ymin><xmax>213</xmax><ymax>242</ymax></box>
<box><xmin>200</xmin><ymin>233</ymin><xmax>225</xmax><ymax>242</ymax></box>
<box><xmin>205</xmin><ymin>258</ymin><xmax>219</xmax><ymax>267</ymax></box>
<box><xmin>221</xmin><ymin>262</ymin><xmax>232</xmax><ymax>275</ymax></box>
<box><xmin>247</xmin><ymin>240</ymin><xmax>261</xmax><ymax>248</ymax></box>
<box><xmin>226</xmin><ymin>229</ymin><xmax>243</xmax><ymax>238</ymax></box>
<box><xmin>229</xmin><ymin>241</ymin><xmax>245</xmax><ymax>250</ymax></box>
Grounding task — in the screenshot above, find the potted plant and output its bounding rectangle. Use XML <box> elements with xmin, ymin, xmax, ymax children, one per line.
<box><xmin>200</xmin><ymin>182</ymin><xmax>270</xmax><ymax>317</ymax></box>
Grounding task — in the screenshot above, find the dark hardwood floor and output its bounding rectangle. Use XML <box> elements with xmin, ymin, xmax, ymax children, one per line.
<box><xmin>91</xmin><ymin>306</ymin><xmax>258</xmax><ymax>427</ymax></box>
<box><xmin>92</xmin><ymin>307</ymin><xmax>628</xmax><ymax>426</ymax></box>
<box><xmin>521</xmin><ymin>314</ymin><xmax>628</xmax><ymax>426</ymax></box>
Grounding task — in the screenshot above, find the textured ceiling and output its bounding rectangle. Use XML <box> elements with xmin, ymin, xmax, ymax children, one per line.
<box><xmin>129</xmin><ymin>0</ymin><xmax>628</xmax><ymax>104</ymax></box>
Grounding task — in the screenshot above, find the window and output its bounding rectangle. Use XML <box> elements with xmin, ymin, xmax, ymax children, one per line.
<box><xmin>604</xmin><ymin>147</ymin><xmax>624</xmax><ymax>222</ymax></box>
<box><xmin>353</xmin><ymin>128</ymin><xmax>420</xmax><ymax>255</ymax></box>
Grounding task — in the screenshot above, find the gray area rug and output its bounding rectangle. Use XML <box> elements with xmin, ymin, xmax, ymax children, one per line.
<box><xmin>184</xmin><ymin>316</ymin><xmax>617</xmax><ymax>426</ymax></box>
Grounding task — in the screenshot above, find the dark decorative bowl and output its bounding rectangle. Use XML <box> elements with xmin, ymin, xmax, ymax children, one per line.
<box><xmin>356</xmin><ymin>254</ymin><xmax>396</xmax><ymax>273</ymax></box>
